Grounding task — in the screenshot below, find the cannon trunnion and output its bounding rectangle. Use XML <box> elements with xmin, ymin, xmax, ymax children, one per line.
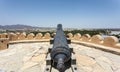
<box><xmin>45</xmin><ymin>24</ymin><xmax>78</xmax><ymax>72</ymax></box>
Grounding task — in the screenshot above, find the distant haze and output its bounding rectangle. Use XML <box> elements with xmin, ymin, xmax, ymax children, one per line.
<box><xmin>0</xmin><ymin>0</ymin><xmax>120</xmax><ymax>28</ymax></box>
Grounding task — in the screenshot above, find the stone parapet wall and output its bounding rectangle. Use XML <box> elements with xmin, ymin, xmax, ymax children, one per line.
<box><xmin>0</xmin><ymin>32</ymin><xmax>120</xmax><ymax>50</ymax></box>
<box><xmin>68</xmin><ymin>33</ymin><xmax>120</xmax><ymax>49</ymax></box>
<box><xmin>0</xmin><ymin>38</ymin><xmax>9</xmax><ymax>50</ymax></box>
<box><xmin>7</xmin><ymin>32</ymin><xmax>51</xmax><ymax>41</ymax></box>
<box><xmin>0</xmin><ymin>32</ymin><xmax>51</xmax><ymax>50</ymax></box>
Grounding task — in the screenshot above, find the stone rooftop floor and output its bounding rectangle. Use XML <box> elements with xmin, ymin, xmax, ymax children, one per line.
<box><xmin>0</xmin><ymin>42</ymin><xmax>120</xmax><ymax>72</ymax></box>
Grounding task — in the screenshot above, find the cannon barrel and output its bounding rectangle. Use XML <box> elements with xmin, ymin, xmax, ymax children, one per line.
<box><xmin>50</xmin><ymin>24</ymin><xmax>71</xmax><ymax>72</ymax></box>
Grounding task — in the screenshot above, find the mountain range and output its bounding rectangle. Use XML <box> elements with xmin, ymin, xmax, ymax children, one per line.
<box><xmin>0</xmin><ymin>24</ymin><xmax>52</xmax><ymax>30</ymax></box>
<box><xmin>0</xmin><ymin>24</ymin><xmax>120</xmax><ymax>31</ymax></box>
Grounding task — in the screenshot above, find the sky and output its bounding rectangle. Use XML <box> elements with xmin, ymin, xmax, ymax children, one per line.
<box><xmin>0</xmin><ymin>0</ymin><xmax>120</xmax><ymax>28</ymax></box>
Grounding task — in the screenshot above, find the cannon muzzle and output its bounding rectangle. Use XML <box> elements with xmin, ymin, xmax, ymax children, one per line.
<box><xmin>57</xmin><ymin>58</ymin><xmax>65</xmax><ymax>72</ymax></box>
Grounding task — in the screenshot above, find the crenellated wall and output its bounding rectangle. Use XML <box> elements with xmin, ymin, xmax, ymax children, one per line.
<box><xmin>0</xmin><ymin>32</ymin><xmax>120</xmax><ymax>51</ymax></box>
<box><xmin>0</xmin><ymin>32</ymin><xmax>51</xmax><ymax>50</ymax></box>
<box><xmin>8</xmin><ymin>32</ymin><xmax>51</xmax><ymax>41</ymax></box>
<box><xmin>68</xmin><ymin>33</ymin><xmax>120</xmax><ymax>49</ymax></box>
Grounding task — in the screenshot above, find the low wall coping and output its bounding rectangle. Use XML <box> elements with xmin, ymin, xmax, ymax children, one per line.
<box><xmin>9</xmin><ymin>39</ymin><xmax>50</xmax><ymax>44</ymax></box>
<box><xmin>72</xmin><ymin>40</ymin><xmax>120</xmax><ymax>55</ymax></box>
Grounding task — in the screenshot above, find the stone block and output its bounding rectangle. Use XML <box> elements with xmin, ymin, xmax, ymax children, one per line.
<box><xmin>103</xmin><ymin>36</ymin><xmax>119</xmax><ymax>47</ymax></box>
<box><xmin>9</xmin><ymin>33</ymin><xmax>18</xmax><ymax>41</ymax></box>
<box><xmin>90</xmin><ymin>34</ymin><xmax>103</xmax><ymax>44</ymax></box>
<box><xmin>67</xmin><ymin>33</ymin><xmax>73</xmax><ymax>39</ymax></box>
<box><xmin>0</xmin><ymin>33</ymin><xmax>8</xmax><ymax>38</ymax></box>
<box><xmin>26</xmin><ymin>33</ymin><xmax>35</xmax><ymax>40</ymax></box>
<box><xmin>16</xmin><ymin>32</ymin><xmax>20</xmax><ymax>35</ymax></box>
<box><xmin>0</xmin><ymin>39</ymin><xmax>9</xmax><ymax>50</ymax></box>
<box><xmin>80</xmin><ymin>34</ymin><xmax>91</xmax><ymax>42</ymax></box>
<box><xmin>18</xmin><ymin>32</ymin><xmax>26</xmax><ymax>40</ymax></box>
<box><xmin>34</xmin><ymin>33</ymin><xmax>43</xmax><ymax>40</ymax></box>
<box><xmin>115</xmin><ymin>43</ymin><xmax>120</xmax><ymax>49</ymax></box>
<box><xmin>2</xmin><ymin>39</ymin><xmax>9</xmax><ymax>45</ymax></box>
<box><xmin>43</xmin><ymin>33</ymin><xmax>51</xmax><ymax>39</ymax></box>
<box><xmin>73</xmin><ymin>33</ymin><xmax>81</xmax><ymax>40</ymax></box>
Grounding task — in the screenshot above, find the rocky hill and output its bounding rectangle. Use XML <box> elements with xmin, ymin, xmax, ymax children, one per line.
<box><xmin>0</xmin><ymin>24</ymin><xmax>41</xmax><ymax>30</ymax></box>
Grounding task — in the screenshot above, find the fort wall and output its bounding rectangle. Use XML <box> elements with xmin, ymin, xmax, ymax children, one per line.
<box><xmin>0</xmin><ymin>32</ymin><xmax>120</xmax><ymax>50</ymax></box>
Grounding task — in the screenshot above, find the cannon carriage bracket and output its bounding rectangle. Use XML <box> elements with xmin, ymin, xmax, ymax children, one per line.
<box><xmin>45</xmin><ymin>40</ymin><xmax>78</xmax><ymax>72</ymax></box>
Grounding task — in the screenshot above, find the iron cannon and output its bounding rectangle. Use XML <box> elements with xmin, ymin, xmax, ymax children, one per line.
<box><xmin>45</xmin><ymin>24</ymin><xmax>78</xmax><ymax>72</ymax></box>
